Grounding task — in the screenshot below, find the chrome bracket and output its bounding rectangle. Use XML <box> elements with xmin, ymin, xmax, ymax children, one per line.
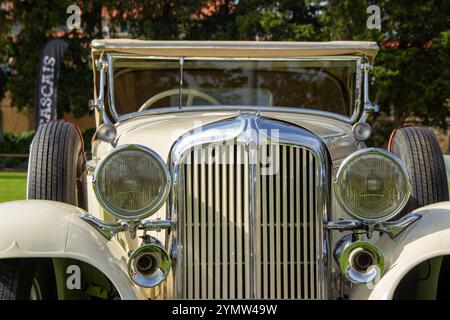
<box><xmin>95</xmin><ymin>57</ymin><xmax>108</xmax><ymax>71</ymax></box>
<box><xmin>326</xmin><ymin>219</ymin><xmax>364</xmax><ymax>231</ymax></box>
<box><xmin>81</xmin><ymin>213</ymin><xmax>174</xmax><ymax>241</ymax></box>
<box><xmin>326</xmin><ymin>213</ymin><xmax>421</xmax><ymax>240</ymax></box>
<box><xmin>141</xmin><ymin>219</ymin><xmax>173</xmax><ymax>232</ymax></box>
<box><xmin>81</xmin><ymin>213</ymin><xmax>128</xmax><ymax>240</ymax></box>
<box><xmin>361</xmin><ymin>61</ymin><xmax>379</xmax><ymax>114</ymax></box>
<box><xmin>93</xmin><ymin>53</ymin><xmax>112</xmax><ymax>125</ymax></box>
<box><xmin>375</xmin><ymin>213</ymin><xmax>422</xmax><ymax>239</ymax></box>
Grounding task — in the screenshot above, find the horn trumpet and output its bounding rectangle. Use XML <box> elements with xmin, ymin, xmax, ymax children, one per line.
<box><xmin>334</xmin><ymin>235</ymin><xmax>385</xmax><ymax>284</ymax></box>
<box><xmin>128</xmin><ymin>240</ymin><xmax>171</xmax><ymax>288</ymax></box>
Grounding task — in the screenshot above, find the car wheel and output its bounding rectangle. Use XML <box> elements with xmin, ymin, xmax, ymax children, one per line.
<box><xmin>27</xmin><ymin>121</ymin><xmax>86</xmax><ymax>207</ymax></box>
<box><xmin>0</xmin><ymin>259</ymin><xmax>57</xmax><ymax>300</ymax></box>
<box><xmin>389</xmin><ymin>126</ymin><xmax>449</xmax><ymax>216</ymax></box>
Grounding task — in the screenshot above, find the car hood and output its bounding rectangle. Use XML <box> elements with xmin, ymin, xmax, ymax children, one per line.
<box><xmin>96</xmin><ymin>110</ymin><xmax>359</xmax><ymax>168</ymax></box>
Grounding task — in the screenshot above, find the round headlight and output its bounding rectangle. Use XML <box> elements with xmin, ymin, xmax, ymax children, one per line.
<box><xmin>334</xmin><ymin>148</ymin><xmax>411</xmax><ymax>223</ymax></box>
<box><xmin>93</xmin><ymin>144</ymin><xmax>171</xmax><ymax>220</ymax></box>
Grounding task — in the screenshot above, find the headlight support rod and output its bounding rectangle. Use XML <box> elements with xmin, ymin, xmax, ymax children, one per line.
<box><xmin>81</xmin><ymin>213</ymin><xmax>173</xmax><ymax>241</ymax></box>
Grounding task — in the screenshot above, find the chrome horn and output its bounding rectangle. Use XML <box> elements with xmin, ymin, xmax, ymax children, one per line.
<box><xmin>334</xmin><ymin>235</ymin><xmax>385</xmax><ymax>284</ymax></box>
<box><xmin>128</xmin><ymin>239</ymin><xmax>171</xmax><ymax>288</ymax></box>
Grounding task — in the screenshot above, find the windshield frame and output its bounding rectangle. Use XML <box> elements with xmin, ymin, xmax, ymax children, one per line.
<box><xmin>105</xmin><ymin>53</ymin><xmax>364</xmax><ymax>123</ymax></box>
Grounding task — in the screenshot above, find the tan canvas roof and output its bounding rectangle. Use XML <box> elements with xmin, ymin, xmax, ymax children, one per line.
<box><xmin>91</xmin><ymin>39</ymin><xmax>379</xmax><ymax>62</ymax></box>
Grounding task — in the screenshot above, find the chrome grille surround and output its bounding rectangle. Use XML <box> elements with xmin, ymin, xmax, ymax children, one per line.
<box><xmin>168</xmin><ymin>113</ymin><xmax>330</xmax><ymax>299</ymax></box>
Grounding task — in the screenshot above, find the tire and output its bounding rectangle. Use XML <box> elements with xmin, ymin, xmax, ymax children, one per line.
<box><xmin>389</xmin><ymin>126</ymin><xmax>449</xmax><ymax>215</ymax></box>
<box><xmin>27</xmin><ymin>121</ymin><xmax>85</xmax><ymax>207</ymax></box>
<box><xmin>0</xmin><ymin>259</ymin><xmax>57</xmax><ymax>300</ymax></box>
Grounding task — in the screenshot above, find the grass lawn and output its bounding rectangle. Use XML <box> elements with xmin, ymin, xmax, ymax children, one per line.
<box><xmin>0</xmin><ymin>172</ymin><xmax>27</xmax><ymax>203</ymax></box>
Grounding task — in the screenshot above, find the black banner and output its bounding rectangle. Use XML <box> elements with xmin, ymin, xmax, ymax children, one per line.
<box><xmin>35</xmin><ymin>39</ymin><xmax>68</xmax><ymax>128</ymax></box>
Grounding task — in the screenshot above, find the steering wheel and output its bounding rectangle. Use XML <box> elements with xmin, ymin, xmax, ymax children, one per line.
<box><xmin>139</xmin><ymin>88</ymin><xmax>220</xmax><ymax>111</ymax></box>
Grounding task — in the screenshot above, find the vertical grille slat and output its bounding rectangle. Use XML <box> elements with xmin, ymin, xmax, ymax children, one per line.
<box><xmin>289</xmin><ymin>147</ymin><xmax>295</xmax><ymax>298</ymax></box>
<box><xmin>268</xmin><ymin>145</ymin><xmax>276</xmax><ymax>298</ymax></box>
<box><xmin>295</xmin><ymin>148</ymin><xmax>302</xmax><ymax>298</ymax></box>
<box><xmin>207</xmin><ymin>146</ymin><xmax>214</xmax><ymax>299</ymax></box>
<box><xmin>261</xmin><ymin>145</ymin><xmax>268</xmax><ymax>299</ymax></box>
<box><xmin>214</xmin><ymin>145</ymin><xmax>221</xmax><ymax>298</ymax></box>
<box><xmin>228</xmin><ymin>145</ymin><xmax>235</xmax><ymax>299</ymax></box>
<box><xmin>179</xmin><ymin>142</ymin><xmax>322</xmax><ymax>299</ymax></box>
<box><xmin>282</xmin><ymin>145</ymin><xmax>288</xmax><ymax>299</ymax></box>
<box><xmin>275</xmin><ymin>144</ymin><xmax>281</xmax><ymax>299</ymax></box>
<box><xmin>200</xmin><ymin>148</ymin><xmax>207</xmax><ymax>299</ymax></box>
<box><xmin>221</xmin><ymin>145</ymin><xmax>228</xmax><ymax>299</ymax></box>
<box><xmin>302</xmin><ymin>149</ymin><xmax>309</xmax><ymax>299</ymax></box>
<box><xmin>193</xmin><ymin>149</ymin><xmax>200</xmax><ymax>299</ymax></box>
<box><xmin>308</xmin><ymin>151</ymin><xmax>315</xmax><ymax>298</ymax></box>
<box><xmin>186</xmin><ymin>152</ymin><xmax>193</xmax><ymax>298</ymax></box>
<box><xmin>236</xmin><ymin>145</ymin><xmax>243</xmax><ymax>298</ymax></box>
<box><xmin>254</xmin><ymin>145</ymin><xmax>262</xmax><ymax>299</ymax></box>
<box><xmin>243</xmin><ymin>149</ymin><xmax>251</xmax><ymax>298</ymax></box>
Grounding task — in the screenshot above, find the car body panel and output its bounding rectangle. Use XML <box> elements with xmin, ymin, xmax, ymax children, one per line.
<box><xmin>350</xmin><ymin>201</ymin><xmax>450</xmax><ymax>299</ymax></box>
<box><xmin>0</xmin><ymin>200</ymin><xmax>147</xmax><ymax>300</ymax></box>
<box><xmin>112</xmin><ymin>110</ymin><xmax>358</xmax><ymax>165</ymax></box>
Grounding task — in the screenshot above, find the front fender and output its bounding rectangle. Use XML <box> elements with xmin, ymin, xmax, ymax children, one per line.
<box><xmin>350</xmin><ymin>201</ymin><xmax>450</xmax><ymax>300</ymax></box>
<box><xmin>0</xmin><ymin>200</ymin><xmax>146</xmax><ymax>300</ymax></box>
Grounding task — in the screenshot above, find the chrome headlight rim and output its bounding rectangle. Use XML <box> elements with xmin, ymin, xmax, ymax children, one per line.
<box><xmin>334</xmin><ymin>147</ymin><xmax>411</xmax><ymax>223</ymax></box>
<box><xmin>92</xmin><ymin>144</ymin><xmax>171</xmax><ymax>221</ymax></box>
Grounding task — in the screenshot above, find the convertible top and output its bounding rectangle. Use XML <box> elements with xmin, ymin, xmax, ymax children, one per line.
<box><xmin>91</xmin><ymin>39</ymin><xmax>379</xmax><ymax>62</ymax></box>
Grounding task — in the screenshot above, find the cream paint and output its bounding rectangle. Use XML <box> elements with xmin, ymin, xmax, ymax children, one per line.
<box><xmin>350</xmin><ymin>201</ymin><xmax>450</xmax><ymax>300</ymax></box>
<box><xmin>0</xmin><ymin>200</ymin><xmax>147</xmax><ymax>300</ymax></box>
<box><xmin>87</xmin><ymin>110</ymin><xmax>358</xmax><ymax>247</ymax></box>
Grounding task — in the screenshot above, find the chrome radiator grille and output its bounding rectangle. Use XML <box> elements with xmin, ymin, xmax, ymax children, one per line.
<box><xmin>175</xmin><ymin>142</ymin><xmax>324</xmax><ymax>299</ymax></box>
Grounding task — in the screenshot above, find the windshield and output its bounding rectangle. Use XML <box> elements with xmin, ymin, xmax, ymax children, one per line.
<box><xmin>109</xmin><ymin>56</ymin><xmax>360</xmax><ymax>118</ymax></box>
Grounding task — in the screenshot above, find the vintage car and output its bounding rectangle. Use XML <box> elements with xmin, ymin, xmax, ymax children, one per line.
<box><xmin>0</xmin><ymin>40</ymin><xmax>449</xmax><ymax>300</ymax></box>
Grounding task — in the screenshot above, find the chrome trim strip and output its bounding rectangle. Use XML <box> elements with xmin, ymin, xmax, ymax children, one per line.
<box><xmin>108</xmin><ymin>53</ymin><xmax>364</xmax><ymax>62</ymax></box>
<box><xmin>107</xmin><ymin>54</ymin><xmax>120</xmax><ymax>121</ymax></box>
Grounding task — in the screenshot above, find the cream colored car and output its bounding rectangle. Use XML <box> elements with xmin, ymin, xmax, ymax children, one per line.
<box><xmin>1</xmin><ymin>40</ymin><xmax>449</xmax><ymax>300</ymax></box>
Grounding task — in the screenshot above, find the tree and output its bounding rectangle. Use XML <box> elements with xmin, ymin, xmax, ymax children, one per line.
<box><xmin>322</xmin><ymin>0</ymin><xmax>450</xmax><ymax>129</ymax></box>
<box><xmin>0</xmin><ymin>69</ymin><xmax>5</xmax><ymax>142</ymax></box>
<box><xmin>0</xmin><ymin>0</ymin><xmax>115</xmax><ymax>129</ymax></box>
<box><xmin>0</xmin><ymin>0</ymin><xmax>448</xmax><ymax>136</ymax></box>
<box><xmin>0</xmin><ymin>1</ymin><xmax>13</xmax><ymax>141</ymax></box>
<box><xmin>185</xmin><ymin>0</ymin><xmax>322</xmax><ymax>41</ymax></box>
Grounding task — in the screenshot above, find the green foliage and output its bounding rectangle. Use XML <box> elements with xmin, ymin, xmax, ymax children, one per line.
<box><xmin>0</xmin><ymin>131</ymin><xmax>35</xmax><ymax>154</ymax></box>
<box><xmin>108</xmin><ymin>0</ymin><xmax>203</xmax><ymax>39</ymax></box>
<box><xmin>184</xmin><ymin>0</ymin><xmax>322</xmax><ymax>40</ymax></box>
<box><xmin>82</xmin><ymin>127</ymin><xmax>96</xmax><ymax>153</ymax></box>
<box><xmin>0</xmin><ymin>0</ymin><xmax>105</xmax><ymax>124</ymax></box>
<box><xmin>0</xmin><ymin>0</ymin><xmax>448</xmax><ymax>141</ymax></box>
<box><xmin>323</xmin><ymin>0</ymin><xmax>450</xmax><ymax>130</ymax></box>
<box><xmin>0</xmin><ymin>131</ymin><xmax>34</xmax><ymax>169</ymax></box>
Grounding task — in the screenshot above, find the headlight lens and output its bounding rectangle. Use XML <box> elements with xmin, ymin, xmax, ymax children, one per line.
<box><xmin>93</xmin><ymin>145</ymin><xmax>171</xmax><ymax>220</ymax></box>
<box><xmin>334</xmin><ymin>148</ymin><xmax>411</xmax><ymax>222</ymax></box>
